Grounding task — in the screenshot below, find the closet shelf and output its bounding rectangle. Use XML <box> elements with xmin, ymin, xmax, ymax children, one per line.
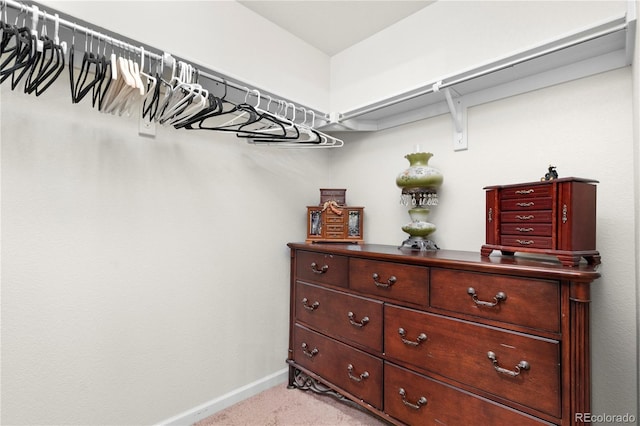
<box><xmin>321</xmin><ymin>9</ymin><xmax>636</xmax><ymax>136</ymax></box>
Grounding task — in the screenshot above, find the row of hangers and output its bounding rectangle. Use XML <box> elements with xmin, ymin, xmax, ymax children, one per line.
<box><xmin>0</xmin><ymin>0</ymin><xmax>343</xmax><ymax>148</ymax></box>
<box><xmin>1</xmin><ymin>4</ymin><xmax>65</xmax><ymax>96</ymax></box>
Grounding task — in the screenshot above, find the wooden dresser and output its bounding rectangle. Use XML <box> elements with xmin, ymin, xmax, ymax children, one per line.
<box><xmin>287</xmin><ymin>243</ymin><xmax>600</xmax><ymax>426</ymax></box>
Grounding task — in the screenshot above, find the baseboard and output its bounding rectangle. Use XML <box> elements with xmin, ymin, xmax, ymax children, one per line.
<box><xmin>157</xmin><ymin>367</ymin><xmax>289</xmax><ymax>425</ymax></box>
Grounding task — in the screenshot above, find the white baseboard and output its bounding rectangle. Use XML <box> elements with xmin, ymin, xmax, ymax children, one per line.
<box><xmin>157</xmin><ymin>368</ymin><xmax>289</xmax><ymax>426</ymax></box>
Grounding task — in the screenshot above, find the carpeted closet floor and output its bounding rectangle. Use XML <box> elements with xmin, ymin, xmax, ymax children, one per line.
<box><xmin>194</xmin><ymin>383</ymin><xmax>391</xmax><ymax>425</ymax></box>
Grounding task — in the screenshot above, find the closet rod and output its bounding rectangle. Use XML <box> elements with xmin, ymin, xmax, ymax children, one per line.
<box><xmin>3</xmin><ymin>0</ymin><xmax>328</xmax><ymax>125</ymax></box>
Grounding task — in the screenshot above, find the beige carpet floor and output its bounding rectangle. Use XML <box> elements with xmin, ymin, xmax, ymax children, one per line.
<box><xmin>194</xmin><ymin>383</ymin><xmax>391</xmax><ymax>426</ymax></box>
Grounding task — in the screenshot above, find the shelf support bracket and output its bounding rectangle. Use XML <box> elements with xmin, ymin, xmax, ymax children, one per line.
<box><xmin>433</xmin><ymin>82</ymin><xmax>467</xmax><ymax>151</ymax></box>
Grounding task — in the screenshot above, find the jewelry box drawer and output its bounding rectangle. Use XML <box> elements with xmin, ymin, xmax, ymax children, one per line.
<box><xmin>500</xmin><ymin>223</ymin><xmax>553</xmax><ymax>237</ymax></box>
<box><xmin>349</xmin><ymin>258</ymin><xmax>429</xmax><ymax>307</ymax></box>
<box><xmin>500</xmin><ymin>235</ymin><xmax>554</xmax><ymax>249</ymax></box>
<box><xmin>501</xmin><ymin>185</ymin><xmax>553</xmax><ymax>199</ymax></box>
<box><xmin>501</xmin><ymin>210</ymin><xmax>553</xmax><ymax>223</ymax></box>
<box><xmin>293</xmin><ymin>324</ymin><xmax>383</xmax><ymax>409</ymax></box>
<box><xmin>501</xmin><ymin>197</ymin><xmax>553</xmax><ymax>211</ymax></box>
<box><xmin>384</xmin><ymin>363</ymin><xmax>551</xmax><ymax>426</ymax></box>
<box><xmin>296</xmin><ymin>250</ymin><xmax>349</xmax><ymax>288</ymax></box>
<box><xmin>384</xmin><ymin>305</ymin><xmax>561</xmax><ymax>417</ymax></box>
<box><xmin>295</xmin><ymin>282</ymin><xmax>383</xmax><ymax>352</ymax></box>
<box><xmin>430</xmin><ymin>269</ymin><xmax>560</xmax><ymax>333</ymax></box>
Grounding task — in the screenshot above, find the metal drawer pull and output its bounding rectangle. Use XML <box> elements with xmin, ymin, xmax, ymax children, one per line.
<box><xmin>515</xmin><ymin>189</ymin><xmax>534</xmax><ymax>195</ymax></box>
<box><xmin>310</xmin><ymin>262</ymin><xmax>329</xmax><ymax>274</ymax></box>
<box><xmin>516</xmin><ymin>239</ymin><xmax>535</xmax><ymax>245</ymax></box>
<box><xmin>515</xmin><ymin>227</ymin><xmax>534</xmax><ymax>233</ymax></box>
<box><xmin>515</xmin><ymin>215</ymin><xmax>534</xmax><ymax>220</ymax></box>
<box><xmin>516</xmin><ymin>202</ymin><xmax>535</xmax><ymax>207</ymax></box>
<box><xmin>301</xmin><ymin>342</ymin><xmax>319</xmax><ymax>358</ymax></box>
<box><xmin>347</xmin><ymin>364</ymin><xmax>369</xmax><ymax>382</ymax></box>
<box><xmin>467</xmin><ymin>287</ymin><xmax>507</xmax><ymax>307</ymax></box>
<box><xmin>398</xmin><ymin>328</ymin><xmax>427</xmax><ymax>346</ymax></box>
<box><xmin>347</xmin><ymin>311</ymin><xmax>369</xmax><ymax>327</ymax></box>
<box><xmin>487</xmin><ymin>351</ymin><xmax>530</xmax><ymax>377</ymax></box>
<box><xmin>301</xmin><ymin>298</ymin><xmax>320</xmax><ymax>311</ymax></box>
<box><xmin>372</xmin><ymin>273</ymin><xmax>396</xmax><ymax>288</ymax></box>
<box><xmin>399</xmin><ymin>388</ymin><xmax>427</xmax><ymax>410</ymax></box>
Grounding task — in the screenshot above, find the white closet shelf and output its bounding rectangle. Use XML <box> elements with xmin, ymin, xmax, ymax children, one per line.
<box><xmin>320</xmin><ymin>9</ymin><xmax>636</xmax><ymax>136</ymax></box>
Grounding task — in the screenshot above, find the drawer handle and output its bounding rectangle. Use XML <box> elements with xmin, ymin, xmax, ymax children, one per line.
<box><xmin>310</xmin><ymin>262</ymin><xmax>329</xmax><ymax>274</ymax></box>
<box><xmin>515</xmin><ymin>239</ymin><xmax>535</xmax><ymax>245</ymax></box>
<box><xmin>515</xmin><ymin>189</ymin><xmax>534</xmax><ymax>195</ymax></box>
<box><xmin>347</xmin><ymin>311</ymin><xmax>369</xmax><ymax>328</ymax></box>
<box><xmin>347</xmin><ymin>364</ymin><xmax>369</xmax><ymax>382</ymax></box>
<box><xmin>516</xmin><ymin>202</ymin><xmax>535</xmax><ymax>207</ymax></box>
<box><xmin>515</xmin><ymin>227</ymin><xmax>534</xmax><ymax>233</ymax></box>
<box><xmin>467</xmin><ymin>287</ymin><xmax>507</xmax><ymax>307</ymax></box>
<box><xmin>301</xmin><ymin>298</ymin><xmax>320</xmax><ymax>311</ymax></box>
<box><xmin>398</xmin><ymin>328</ymin><xmax>427</xmax><ymax>346</ymax></box>
<box><xmin>487</xmin><ymin>351</ymin><xmax>530</xmax><ymax>377</ymax></box>
<box><xmin>301</xmin><ymin>342</ymin><xmax>319</xmax><ymax>358</ymax></box>
<box><xmin>515</xmin><ymin>215</ymin><xmax>534</xmax><ymax>221</ymax></box>
<box><xmin>398</xmin><ymin>388</ymin><xmax>427</xmax><ymax>410</ymax></box>
<box><xmin>372</xmin><ymin>273</ymin><xmax>396</xmax><ymax>288</ymax></box>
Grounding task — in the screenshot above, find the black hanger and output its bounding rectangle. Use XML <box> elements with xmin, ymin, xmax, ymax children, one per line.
<box><xmin>24</xmin><ymin>12</ymin><xmax>65</xmax><ymax>96</ymax></box>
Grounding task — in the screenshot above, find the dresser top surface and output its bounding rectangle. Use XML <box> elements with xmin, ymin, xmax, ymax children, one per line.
<box><xmin>288</xmin><ymin>242</ymin><xmax>601</xmax><ymax>282</ymax></box>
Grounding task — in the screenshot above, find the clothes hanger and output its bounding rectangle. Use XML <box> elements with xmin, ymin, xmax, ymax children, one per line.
<box><xmin>27</xmin><ymin>12</ymin><xmax>66</xmax><ymax>96</ymax></box>
<box><xmin>0</xmin><ymin>5</ymin><xmax>35</xmax><ymax>88</ymax></box>
<box><xmin>69</xmin><ymin>29</ymin><xmax>105</xmax><ymax>104</ymax></box>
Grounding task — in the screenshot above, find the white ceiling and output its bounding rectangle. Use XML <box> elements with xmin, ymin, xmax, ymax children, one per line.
<box><xmin>238</xmin><ymin>1</ymin><xmax>435</xmax><ymax>56</ymax></box>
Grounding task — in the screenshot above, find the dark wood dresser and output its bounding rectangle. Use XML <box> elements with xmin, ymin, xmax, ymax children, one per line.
<box><xmin>287</xmin><ymin>242</ymin><xmax>600</xmax><ymax>425</ymax></box>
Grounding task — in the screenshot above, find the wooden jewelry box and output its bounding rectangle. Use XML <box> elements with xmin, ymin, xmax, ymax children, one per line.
<box><xmin>306</xmin><ymin>189</ymin><xmax>364</xmax><ymax>244</ymax></box>
<box><xmin>481</xmin><ymin>177</ymin><xmax>600</xmax><ymax>266</ymax></box>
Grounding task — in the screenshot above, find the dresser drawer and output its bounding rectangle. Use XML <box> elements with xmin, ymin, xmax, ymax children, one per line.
<box><xmin>293</xmin><ymin>324</ymin><xmax>383</xmax><ymax>409</ymax></box>
<box><xmin>501</xmin><ymin>235</ymin><xmax>554</xmax><ymax>249</ymax></box>
<box><xmin>295</xmin><ymin>282</ymin><xmax>383</xmax><ymax>352</ymax></box>
<box><xmin>501</xmin><ymin>197</ymin><xmax>553</xmax><ymax>211</ymax></box>
<box><xmin>384</xmin><ymin>305</ymin><xmax>561</xmax><ymax>417</ymax></box>
<box><xmin>430</xmin><ymin>269</ymin><xmax>560</xmax><ymax>332</ymax></box>
<box><xmin>384</xmin><ymin>363</ymin><xmax>551</xmax><ymax>426</ymax></box>
<box><xmin>501</xmin><ymin>185</ymin><xmax>553</xmax><ymax>199</ymax></box>
<box><xmin>501</xmin><ymin>223</ymin><xmax>553</xmax><ymax>237</ymax></box>
<box><xmin>501</xmin><ymin>210</ymin><xmax>553</xmax><ymax>223</ymax></box>
<box><xmin>349</xmin><ymin>258</ymin><xmax>428</xmax><ymax>307</ymax></box>
<box><xmin>296</xmin><ymin>250</ymin><xmax>349</xmax><ymax>288</ymax></box>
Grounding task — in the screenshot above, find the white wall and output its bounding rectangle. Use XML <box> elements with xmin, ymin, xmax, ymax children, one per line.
<box><xmin>330</xmin><ymin>0</ymin><xmax>628</xmax><ymax>113</ymax></box>
<box><xmin>1</xmin><ymin>2</ymin><xmax>332</xmax><ymax>423</ymax></box>
<box><xmin>1</xmin><ymin>1</ymin><xmax>638</xmax><ymax>425</ymax></box>
<box><xmin>1</xmin><ymin>74</ymin><xmax>331</xmax><ymax>424</ymax></box>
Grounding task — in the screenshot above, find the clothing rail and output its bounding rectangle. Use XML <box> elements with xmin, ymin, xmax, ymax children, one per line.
<box><xmin>1</xmin><ymin>0</ymin><xmax>340</xmax><ymax>147</ymax></box>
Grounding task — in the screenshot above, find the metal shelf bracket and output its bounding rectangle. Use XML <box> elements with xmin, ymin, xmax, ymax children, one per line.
<box><xmin>433</xmin><ymin>82</ymin><xmax>467</xmax><ymax>151</ymax></box>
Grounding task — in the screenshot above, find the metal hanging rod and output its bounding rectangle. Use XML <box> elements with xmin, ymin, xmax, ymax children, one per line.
<box><xmin>2</xmin><ymin>0</ymin><xmax>329</xmax><ymax>126</ymax></box>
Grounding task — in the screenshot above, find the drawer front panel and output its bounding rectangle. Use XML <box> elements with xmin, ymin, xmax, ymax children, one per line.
<box><xmin>293</xmin><ymin>324</ymin><xmax>383</xmax><ymax>408</ymax></box>
<box><xmin>501</xmin><ymin>185</ymin><xmax>553</xmax><ymax>199</ymax></box>
<box><xmin>501</xmin><ymin>223</ymin><xmax>553</xmax><ymax>237</ymax></box>
<box><xmin>501</xmin><ymin>210</ymin><xmax>553</xmax><ymax>223</ymax></box>
<box><xmin>430</xmin><ymin>269</ymin><xmax>560</xmax><ymax>332</ymax></box>
<box><xmin>295</xmin><ymin>282</ymin><xmax>383</xmax><ymax>351</ymax></box>
<box><xmin>500</xmin><ymin>235</ymin><xmax>554</xmax><ymax>249</ymax></box>
<box><xmin>384</xmin><ymin>363</ymin><xmax>551</xmax><ymax>426</ymax></box>
<box><xmin>296</xmin><ymin>251</ymin><xmax>349</xmax><ymax>288</ymax></box>
<box><xmin>501</xmin><ymin>197</ymin><xmax>553</xmax><ymax>211</ymax></box>
<box><xmin>384</xmin><ymin>305</ymin><xmax>561</xmax><ymax>417</ymax></box>
<box><xmin>349</xmin><ymin>258</ymin><xmax>429</xmax><ymax>307</ymax></box>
